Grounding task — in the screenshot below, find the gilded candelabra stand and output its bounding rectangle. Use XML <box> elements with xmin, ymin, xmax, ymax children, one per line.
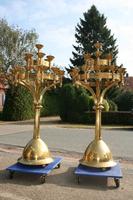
<box><xmin>0</xmin><ymin>44</ymin><xmax>64</xmax><ymax>166</ymax></box>
<box><xmin>70</xmin><ymin>42</ymin><xmax>126</xmax><ymax>168</ymax></box>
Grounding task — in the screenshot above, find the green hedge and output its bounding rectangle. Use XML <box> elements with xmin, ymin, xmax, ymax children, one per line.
<box><xmin>2</xmin><ymin>86</ymin><xmax>60</xmax><ymax>121</ymax></box>
<box><xmin>114</xmin><ymin>90</ymin><xmax>133</xmax><ymax>111</ymax></box>
<box><xmin>2</xmin><ymin>85</ymin><xmax>34</xmax><ymax>121</ymax></box>
<box><xmin>41</xmin><ymin>90</ymin><xmax>59</xmax><ymax>116</ymax></box>
<box><xmin>108</xmin><ymin>99</ymin><xmax>118</xmax><ymax>111</ymax></box>
<box><xmin>58</xmin><ymin>83</ymin><xmax>121</xmax><ymax>124</ymax></box>
<box><xmin>0</xmin><ymin>111</ymin><xmax>2</xmax><ymax>120</ymax></box>
<box><xmin>67</xmin><ymin>111</ymin><xmax>133</xmax><ymax>125</ymax></box>
<box><xmin>58</xmin><ymin>83</ymin><xmax>91</xmax><ymax>121</ymax></box>
<box><xmin>101</xmin><ymin>112</ymin><xmax>133</xmax><ymax>125</ymax></box>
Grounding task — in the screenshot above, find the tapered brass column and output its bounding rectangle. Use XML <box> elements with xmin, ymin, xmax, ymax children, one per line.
<box><xmin>33</xmin><ymin>102</ymin><xmax>42</xmax><ymax>139</ymax></box>
<box><xmin>34</xmin><ymin>103</ymin><xmax>41</xmax><ymax>139</ymax></box>
<box><xmin>95</xmin><ymin>80</ymin><xmax>102</xmax><ymax>141</ymax></box>
<box><xmin>0</xmin><ymin>43</ymin><xmax>64</xmax><ymax>166</ymax></box>
<box><xmin>69</xmin><ymin>41</ymin><xmax>126</xmax><ymax>168</ymax></box>
<box><xmin>95</xmin><ymin>103</ymin><xmax>102</xmax><ymax>141</ymax></box>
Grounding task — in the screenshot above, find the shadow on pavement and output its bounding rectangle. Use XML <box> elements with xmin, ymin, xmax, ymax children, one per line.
<box><xmin>0</xmin><ymin>167</ymin><xmax>118</xmax><ymax>191</ymax></box>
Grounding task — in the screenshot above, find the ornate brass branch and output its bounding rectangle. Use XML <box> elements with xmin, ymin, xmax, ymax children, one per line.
<box><xmin>0</xmin><ymin>44</ymin><xmax>64</xmax><ymax>166</ymax></box>
<box><xmin>69</xmin><ymin>41</ymin><xmax>126</xmax><ymax>168</ymax></box>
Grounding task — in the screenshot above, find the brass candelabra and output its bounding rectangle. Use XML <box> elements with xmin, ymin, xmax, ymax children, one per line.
<box><xmin>0</xmin><ymin>44</ymin><xmax>64</xmax><ymax>165</ymax></box>
<box><xmin>69</xmin><ymin>42</ymin><xmax>126</xmax><ymax>168</ymax></box>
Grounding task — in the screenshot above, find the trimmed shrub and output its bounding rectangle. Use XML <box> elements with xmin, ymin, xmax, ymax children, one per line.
<box><xmin>73</xmin><ymin>111</ymin><xmax>133</xmax><ymax>125</ymax></box>
<box><xmin>0</xmin><ymin>111</ymin><xmax>2</xmax><ymax>120</ymax></box>
<box><xmin>108</xmin><ymin>99</ymin><xmax>118</xmax><ymax>111</ymax></box>
<box><xmin>59</xmin><ymin>83</ymin><xmax>78</xmax><ymax>121</ymax></box>
<box><xmin>59</xmin><ymin>83</ymin><xmax>127</xmax><ymax>124</ymax></box>
<box><xmin>106</xmin><ymin>86</ymin><xmax>122</xmax><ymax>100</ymax></box>
<box><xmin>58</xmin><ymin>83</ymin><xmax>91</xmax><ymax>121</ymax></box>
<box><xmin>101</xmin><ymin>111</ymin><xmax>133</xmax><ymax>125</ymax></box>
<box><xmin>74</xmin><ymin>89</ymin><xmax>92</xmax><ymax>112</ymax></box>
<box><xmin>2</xmin><ymin>85</ymin><xmax>34</xmax><ymax>121</ymax></box>
<box><xmin>114</xmin><ymin>90</ymin><xmax>133</xmax><ymax>111</ymax></box>
<box><xmin>41</xmin><ymin>90</ymin><xmax>59</xmax><ymax>116</ymax></box>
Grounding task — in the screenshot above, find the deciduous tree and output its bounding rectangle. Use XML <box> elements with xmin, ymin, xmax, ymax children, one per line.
<box><xmin>0</xmin><ymin>18</ymin><xmax>38</xmax><ymax>69</ymax></box>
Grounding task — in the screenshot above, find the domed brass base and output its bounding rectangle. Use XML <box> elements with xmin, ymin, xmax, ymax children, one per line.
<box><xmin>80</xmin><ymin>139</ymin><xmax>116</xmax><ymax>168</ymax></box>
<box><xmin>18</xmin><ymin>138</ymin><xmax>53</xmax><ymax>165</ymax></box>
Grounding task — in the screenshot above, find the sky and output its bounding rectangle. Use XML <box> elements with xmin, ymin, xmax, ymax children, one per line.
<box><xmin>0</xmin><ymin>0</ymin><xmax>133</xmax><ymax>75</ymax></box>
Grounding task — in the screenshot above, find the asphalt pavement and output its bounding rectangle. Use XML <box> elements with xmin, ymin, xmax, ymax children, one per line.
<box><xmin>0</xmin><ymin>116</ymin><xmax>133</xmax><ymax>200</ymax></box>
<box><xmin>0</xmin><ymin>117</ymin><xmax>133</xmax><ymax>160</ymax></box>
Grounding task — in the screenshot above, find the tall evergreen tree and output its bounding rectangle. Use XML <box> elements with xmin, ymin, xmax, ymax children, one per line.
<box><xmin>70</xmin><ymin>5</ymin><xmax>118</xmax><ymax>67</ymax></box>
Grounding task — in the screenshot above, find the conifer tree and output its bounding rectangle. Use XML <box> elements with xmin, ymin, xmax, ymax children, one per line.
<box><xmin>70</xmin><ymin>5</ymin><xmax>118</xmax><ymax>66</ymax></box>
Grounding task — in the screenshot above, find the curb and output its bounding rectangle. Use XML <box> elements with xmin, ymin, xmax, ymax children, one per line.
<box><xmin>1</xmin><ymin>118</ymin><xmax>133</xmax><ymax>130</ymax></box>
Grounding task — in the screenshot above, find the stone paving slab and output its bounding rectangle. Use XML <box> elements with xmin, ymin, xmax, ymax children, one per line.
<box><xmin>0</xmin><ymin>145</ymin><xmax>133</xmax><ymax>200</ymax></box>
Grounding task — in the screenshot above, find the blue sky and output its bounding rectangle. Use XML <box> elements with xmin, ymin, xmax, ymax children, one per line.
<box><xmin>0</xmin><ymin>0</ymin><xmax>133</xmax><ymax>75</ymax></box>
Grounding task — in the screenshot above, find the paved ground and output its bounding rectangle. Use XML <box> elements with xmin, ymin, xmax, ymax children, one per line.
<box><xmin>0</xmin><ymin>146</ymin><xmax>133</xmax><ymax>200</ymax></box>
<box><xmin>0</xmin><ymin>116</ymin><xmax>133</xmax><ymax>200</ymax></box>
<box><xmin>0</xmin><ymin>117</ymin><xmax>133</xmax><ymax>160</ymax></box>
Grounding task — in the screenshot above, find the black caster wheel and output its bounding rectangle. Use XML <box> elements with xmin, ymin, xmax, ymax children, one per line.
<box><xmin>77</xmin><ymin>176</ymin><xmax>80</xmax><ymax>184</ymax></box>
<box><xmin>57</xmin><ymin>163</ymin><xmax>61</xmax><ymax>169</ymax></box>
<box><xmin>114</xmin><ymin>178</ymin><xmax>120</xmax><ymax>188</ymax></box>
<box><xmin>55</xmin><ymin>163</ymin><xmax>61</xmax><ymax>169</ymax></box>
<box><xmin>40</xmin><ymin>175</ymin><xmax>46</xmax><ymax>184</ymax></box>
<box><xmin>9</xmin><ymin>171</ymin><xmax>14</xmax><ymax>179</ymax></box>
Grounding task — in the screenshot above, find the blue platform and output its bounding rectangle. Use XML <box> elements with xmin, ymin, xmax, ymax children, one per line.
<box><xmin>6</xmin><ymin>157</ymin><xmax>62</xmax><ymax>183</ymax></box>
<box><xmin>75</xmin><ymin>162</ymin><xmax>122</xmax><ymax>187</ymax></box>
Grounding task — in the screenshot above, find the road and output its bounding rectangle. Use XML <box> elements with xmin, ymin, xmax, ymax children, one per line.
<box><xmin>0</xmin><ymin>120</ymin><xmax>133</xmax><ymax>160</ymax></box>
